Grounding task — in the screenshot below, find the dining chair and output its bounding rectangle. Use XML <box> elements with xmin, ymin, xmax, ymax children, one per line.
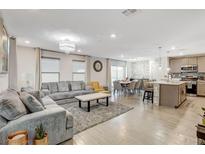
<box><xmin>126</xmin><ymin>81</ymin><xmax>137</xmax><ymax>95</ymax></box>
<box><xmin>113</xmin><ymin>80</ymin><xmax>123</xmax><ymax>95</ymax></box>
<box><xmin>134</xmin><ymin>80</ymin><xmax>141</xmax><ymax>94</ymax></box>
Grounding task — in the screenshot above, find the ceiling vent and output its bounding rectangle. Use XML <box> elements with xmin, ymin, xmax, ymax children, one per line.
<box><xmin>122</xmin><ymin>9</ymin><xmax>138</xmax><ymax>16</ymax></box>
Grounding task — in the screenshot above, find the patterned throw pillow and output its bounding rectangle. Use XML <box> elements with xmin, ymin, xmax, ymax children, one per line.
<box><xmin>19</xmin><ymin>92</ymin><xmax>44</xmax><ymax>113</ymax></box>
<box><xmin>0</xmin><ymin>116</ymin><xmax>7</xmax><ymax>129</ymax></box>
<box><xmin>21</xmin><ymin>88</ymin><xmax>45</xmax><ymax>109</ymax></box>
<box><xmin>0</xmin><ymin>92</ymin><xmax>27</xmax><ymax>121</ymax></box>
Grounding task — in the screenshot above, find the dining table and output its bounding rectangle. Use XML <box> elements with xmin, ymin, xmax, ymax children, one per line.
<box><xmin>120</xmin><ymin>81</ymin><xmax>131</xmax><ymax>86</ymax></box>
<box><xmin>120</xmin><ymin>80</ymin><xmax>138</xmax><ymax>86</ymax></box>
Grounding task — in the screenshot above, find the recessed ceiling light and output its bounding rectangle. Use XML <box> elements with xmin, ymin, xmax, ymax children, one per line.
<box><xmin>122</xmin><ymin>9</ymin><xmax>138</xmax><ymax>16</ymax></box>
<box><xmin>110</xmin><ymin>34</ymin><xmax>116</xmax><ymax>38</ymax></box>
<box><xmin>77</xmin><ymin>49</ymin><xmax>81</xmax><ymax>53</ymax></box>
<box><xmin>121</xmin><ymin>54</ymin><xmax>124</xmax><ymax>58</ymax></box>
<box><xmin>25</xmin><ymin>40</ymin><xmax>30</xmax><ymax>44</ymax></box>
<box><xmin>171</xmin><ymin>46</ymin><xmax>176</xmax><ymax>50</ymax></box>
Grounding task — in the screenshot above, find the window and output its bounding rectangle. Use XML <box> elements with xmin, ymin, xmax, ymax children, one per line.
<box><xmin>131</xmin><ymin>60</ymin><xmax>150</xmax><ymax>79</ymax></box>
<box><xmin>111</xmin><ymin>66</ymin><xmax>126</xmax><ymax>86</ymax></box>
<box><xmin>41</xmin><ymin>57</ymin><xmax>60</xmax><ymax>82</ymax></box>
<box><xmin>72</xmin><ymin>60</ymin><xmax>86</xmax><ymax>81</ymax></box>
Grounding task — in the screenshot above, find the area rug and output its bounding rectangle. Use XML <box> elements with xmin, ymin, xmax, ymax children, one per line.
<box><xmin>60</xmin><ymin>101</ymin><xmax>133</xmax><ymax>134</ymax></box>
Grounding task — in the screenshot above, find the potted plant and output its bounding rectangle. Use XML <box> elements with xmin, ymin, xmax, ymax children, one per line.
<box><xmin>33</xmin><ymin>123</ymin><xmax>48</xmax><ymax>145</ymax></box>
<box><xmin>200</xmin><ymin>107</ymin><xmax>205</xmax><ymax>125</ymax></box>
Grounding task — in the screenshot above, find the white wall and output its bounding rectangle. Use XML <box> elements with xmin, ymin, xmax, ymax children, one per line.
<box><xmin>41</xmin><ymin>51</ymin><xmax>111</xmax><ymax>86</ymax></box>
<box><xmin>16</xmin><ymin>46</ymin><xmax>129</xmax><ymax>88</ymax></box>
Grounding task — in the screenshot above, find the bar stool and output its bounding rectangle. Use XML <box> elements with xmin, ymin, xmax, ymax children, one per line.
<box><xmin>143</xmin><ymin>81</ymin><xmax>154</xmax><ymax>103</ymax></box>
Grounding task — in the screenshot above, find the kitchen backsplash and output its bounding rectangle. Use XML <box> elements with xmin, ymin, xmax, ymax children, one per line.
<box><xmin>170</xmin><ymin>72</ymin><xmax>205</xmax><ymax>80</ymax></box>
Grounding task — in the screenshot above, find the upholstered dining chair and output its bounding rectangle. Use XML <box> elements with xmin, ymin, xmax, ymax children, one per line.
<box><xmin>113</xmin><ymin>80</ymin><xmax>123</xmax><ymax>95</ymax></box>
<box><xmin>134</xmin><ymin>80</ymin><xmax>141</xmax><ymax>94</ymax></box>
<box><xmin>126</xmin><ymin>81</ymin><xmax>137</xmax><ymax>95</ymax></box>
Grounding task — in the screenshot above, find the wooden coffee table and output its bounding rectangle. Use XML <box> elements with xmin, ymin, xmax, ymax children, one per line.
<box><xmin>75</xmin><ymin>93</ymin><xmax>111</xmax><ymax>112</ymax></box>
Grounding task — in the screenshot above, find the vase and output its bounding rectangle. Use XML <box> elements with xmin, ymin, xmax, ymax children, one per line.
<box><xmin>34</xmin><ymin>133</ymin><xmax>48</xmax><ymax>145</ymax></box>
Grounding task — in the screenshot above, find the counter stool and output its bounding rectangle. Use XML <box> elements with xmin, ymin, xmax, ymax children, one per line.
<box><xmin>143</xmin><ymin>88</ymin><xmax>154</xmax><ymax>103</ymax></box>
<box><xmin>142</xmin><ymin>81</ymin><xmax>154</xmax><ymax>104</ymax></box>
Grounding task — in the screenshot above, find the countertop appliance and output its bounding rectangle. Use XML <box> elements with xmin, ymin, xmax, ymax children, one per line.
<box><xmin>181</xmin><ymin>65</ymin><xmax>198</xmax><ymax>73</ymax></box>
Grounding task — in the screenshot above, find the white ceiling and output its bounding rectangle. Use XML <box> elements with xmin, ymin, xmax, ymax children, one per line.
<box><xmin>1</xmin><ymin>9</ymin><xmax>205</xmax><ymax>60</ymax></box>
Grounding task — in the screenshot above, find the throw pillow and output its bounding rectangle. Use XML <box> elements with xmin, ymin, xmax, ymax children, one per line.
<box><xmin>19</xmin><ymin>92</ymin><xmax>44</xmax><ymax>113</ymax></box>
<box><xmin>81</xmin><ymin>82</ymin><xmax>86</xmax><ymax>90</ymax></box>
<box><xmin>21</xmin><ymin>88</ymin><xmax>45</xmax><ymax>109</ymax></box>
<box><xmin>70</xmin><ymin>82</ymin><xmax>82</xmax><ymax>91</ymax></box>
<box><xmin>48</xmin><ymin>82</ymin><xmax>58</xmax><ymax>93</ymax></box>
<box><xmin>58</xmin><ymin>81</ymin><xmax>69</xmax><ymax>92</ymax></box>
<box><xmin>0</xmin><ymin>116</ymin><xmax>7</xmax><ymax>129</ymax></box>
<box><xmin>0</xmin><ymin>92</ymin><xmax>27</xmax><ymax>121</ymax></box>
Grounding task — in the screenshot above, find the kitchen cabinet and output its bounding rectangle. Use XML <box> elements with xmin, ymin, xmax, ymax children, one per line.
<box><xmin>158</xmin><ymin>81</ymin><xmax>187</xmax><ymax>108</ymax></box>
<box><xmin>169</xmin><ymin>56</ymin><xmax>205</xmax><ymax>73</ymax></box>
<box><xmin>197</xmin><ymin>80</ymin><xmax>205</xmax><ymax>96</ymax></box>
<box><xmin>187</xmin><ymin>57</ymin><xmax>197</xmax><ymax>65</ymax></box>
<box><xmin>179</xmin><ymin>83</ymin><xmax>186</xmax><ymax>103</ymax></box>
<box><xmin>170</xmin><ymin>58</ymin><xmax>188</xmax><ymax>73</ymax></box>
<box><xmin>198</xmin><ymin>56</ymin><xmax>205</xmax><ymax>72</ymax></box>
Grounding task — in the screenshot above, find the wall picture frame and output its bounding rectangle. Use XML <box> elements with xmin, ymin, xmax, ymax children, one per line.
<box><xmin>0</xmin><ymin>26</ymin><xmax>9</xmax><ymax>74</ymax></box>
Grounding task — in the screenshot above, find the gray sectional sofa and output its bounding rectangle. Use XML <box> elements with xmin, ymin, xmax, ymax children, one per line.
<box><xmin>0</xmin><ymin>90</ymin><xmax>73</xmax><ymax>145</ymax></box>
<box><xmin>41</xmin><ymin>81</ymin><xmax>94</xmax><ymax>105</ymax></box>
<box><xmin>0</xmin><ymin>81</ymin><xmax>93</xmax><ymax>145</ymax></box>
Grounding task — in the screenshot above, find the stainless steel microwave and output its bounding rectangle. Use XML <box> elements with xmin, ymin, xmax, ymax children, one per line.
<box><xmin>181</xmin><ymin>65</ymin><xmax>198</xmax><ymax>73</ymax></box>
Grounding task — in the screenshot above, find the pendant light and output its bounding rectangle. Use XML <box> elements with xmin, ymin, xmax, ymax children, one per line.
<box><xmin>158</xmin><ymin>46</ymin><xmax>162</xmax><ymax>70</ymax></box>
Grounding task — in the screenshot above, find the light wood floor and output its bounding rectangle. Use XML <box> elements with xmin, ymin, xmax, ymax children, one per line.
<box><xmin>61</xmin><ymin>93</ymin><xmax>205</xmax><ymax>145</ymax></box>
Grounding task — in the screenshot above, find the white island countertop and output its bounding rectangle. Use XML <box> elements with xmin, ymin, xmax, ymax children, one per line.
<box><xmin>153</xmin><ymin>81</ymin><xmax>187</xmax><ymax>86</ymax></box>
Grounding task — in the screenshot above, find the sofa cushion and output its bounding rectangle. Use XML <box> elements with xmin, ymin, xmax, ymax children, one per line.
<box><xmin>0</xmin><ymin>91</ymin><xmax>27</xmax><ymax>121</ymax></box>
<box><xmin>66</xmin><ymin>111</ymin><xmax>73</xmax><ymax>129</ymax></box>
<box><xmin>41</xmin><ymin>96</ymin><xmax>57</xmax><ymax>106</ymax></box>
<box><xmin>71</xmin><ymin>90</ymin><xmax>93</xmax><ymax>96</ymax></box>
<box><xmin>0</xmin><ymin>116</ymin><xmax>7</xmax><ymax>129</ymax></box>
<box><xmin>41</xmin><ymin>82</ymin><xmax>49</xmax><ymax>90</ymax></box>
<box><xmin>48</xmin><ymin>82</ymin><xmax>58</xmax><ymax>93</ymax></box>
<box><xmin>49</xmin><ymin>92</ymin><xmax>75</xmax><ymax>101</ymax></box>
<box><xmin>70</xmin><ymin>81</ymin><xmax>82</xmax><ymax>91</ymax></box>
<box><xmin>19</xmin><ymin>92</ymin><xmax>44</xmax><ymax>113</ymax></box>
<box><xmin>58</xmin><ymin>81</ymin><xmax>69</xmax><ymax>92</ymax></box>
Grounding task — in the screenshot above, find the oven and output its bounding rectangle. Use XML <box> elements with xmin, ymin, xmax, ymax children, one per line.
<box><xmin>186</xmin><ymin>80</ymin><xmax>197</xmax><ymax>94</ymax></box>
<box><xmin>181</xmin><ymin>77</ymin><xmax>198</xmax><ymax>95</ymax></box>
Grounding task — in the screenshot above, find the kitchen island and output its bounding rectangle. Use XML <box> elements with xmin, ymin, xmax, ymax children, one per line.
<box><xmin>153</xmin><ymin>81</ymin><xmax>187</xmax><ymax>108</ymax></box>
